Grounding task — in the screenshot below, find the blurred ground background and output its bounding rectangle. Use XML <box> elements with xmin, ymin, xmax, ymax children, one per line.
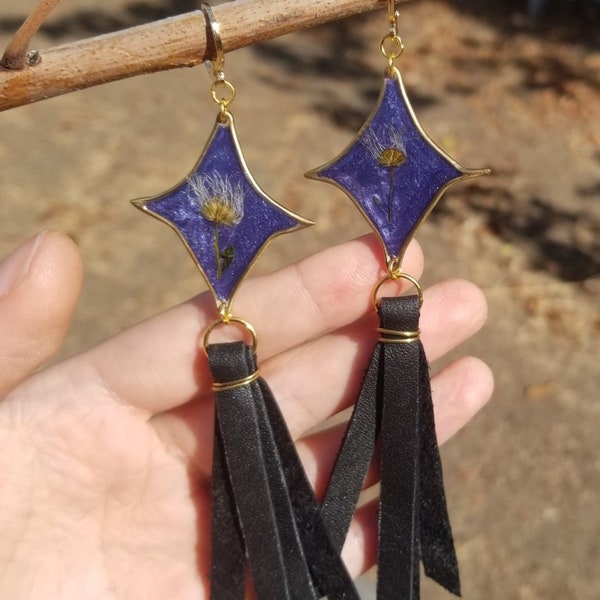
<box><xmin>1</xmin><ymin>0</ymin><xmax>599</xmax><ymax>598</ymax></box>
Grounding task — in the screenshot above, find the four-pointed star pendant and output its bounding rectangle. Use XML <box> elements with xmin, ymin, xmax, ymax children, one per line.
<box><xmin>306</xmin><ymin>67</ymin><xmax>489</xmax><ymax>263</ymax></box>
<box><xmin>133</xmin><ymin>113</ymin><xmax>312</xmax><ymax>309</ymax></box>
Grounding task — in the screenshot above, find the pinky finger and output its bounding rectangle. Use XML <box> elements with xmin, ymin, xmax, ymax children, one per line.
<box><xmin>333</xmin><ymin>356</ymin><xmax>494</xmax><ymax>576</ymax></box>
<box><xmin>297</xmin><ymin>354</ymin><xmax>493</xmax><ymax>501</ymax></box>
<box><xmin>341</xmin><ymin>498</ymin><xmax>379</xmax><ymax>578</ymax></box>
<box><xmin>433</xmin><ymin>355</ymin><xmax>494</xmax><ymax>445</ymax></box>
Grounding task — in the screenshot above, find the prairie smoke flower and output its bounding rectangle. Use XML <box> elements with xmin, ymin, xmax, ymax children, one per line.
<box><xmin>361</xmin><ymin>126</ymin><xmax>407</xmax><ymax>223</ymax></box>
<box><xmin>189</xmin><ymin>173</ymin><xmax>244</xmax><ymax>278</ymax></box>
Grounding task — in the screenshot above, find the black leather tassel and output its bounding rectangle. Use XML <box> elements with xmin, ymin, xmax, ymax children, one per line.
<box><xmin>322</xmin><ymin>295</ymin><xmax>460</xmax><ymax>599</ymax></box>
<box><xmin>207</xmin><ymin>341</ymin><xmax>360</xmax><ymax>600</ymax></box>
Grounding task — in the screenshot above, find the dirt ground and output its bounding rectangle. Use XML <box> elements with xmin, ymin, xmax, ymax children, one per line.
<box><xmin>1</xmin><ymin>1</ymin><xmax>599</xmax><ymax>598</ymax></box>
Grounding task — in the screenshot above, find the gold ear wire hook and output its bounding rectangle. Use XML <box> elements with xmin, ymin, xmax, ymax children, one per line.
<box><xmin>388</xmin><ymin>0</ymin><xmax>399</xmax><ymax>35</ymax></box>
<box><xmin>200</xmin><ymin>2</ymin><xmax>225</xmax><ymax>80</ymax></box>
<box><xmin>381</xmin><ymin>0</ymin><xmax>403</xmax><ymax>70</ymax></box>
<box><xmin>200</xmin><ymin>2</ymin><xmax>235</xmax><ymax>116</ymax></box>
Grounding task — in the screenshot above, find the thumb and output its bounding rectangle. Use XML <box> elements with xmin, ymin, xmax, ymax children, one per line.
<box><xmin>0</xmin><ymin>231</ymin><xmax>83</xmax><ymax>397</ymax></box>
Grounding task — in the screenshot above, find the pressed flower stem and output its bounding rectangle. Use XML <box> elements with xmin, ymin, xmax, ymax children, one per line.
<box><xmin>388</xmin><ymin>167</ymin><xmax>395</xmax><ymax>224</ymax></box>
<box><xmin>213</xmin><ymin>222</ymin><xmax>222</xmax><ymax>280</ymax></box>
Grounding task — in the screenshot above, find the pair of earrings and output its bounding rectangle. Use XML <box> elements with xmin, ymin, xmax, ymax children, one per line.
<box><xmin>134</xmin><ymin>2</ymin><xmax>489</xmax><ymax>599</ymax></box>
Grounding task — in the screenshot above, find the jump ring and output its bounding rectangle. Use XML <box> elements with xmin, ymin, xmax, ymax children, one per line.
<box><xmin>202</xmin><ymin>316</ymin><xmax>258</xmax><ymax>354</ymax></box>
<box><xmin>211</xmin><ymin>79</ymin><xmax>236</xmax><ymax>108</ymax></box>
<box><xmin>371</xmin><ymin>272</ymin><xmax>423</xmax><ymax>310</ymax></box>
<box><xmin>380</xmin><ymin>33</ymin><xmax>404</xmax><ymax>60</ymax></box>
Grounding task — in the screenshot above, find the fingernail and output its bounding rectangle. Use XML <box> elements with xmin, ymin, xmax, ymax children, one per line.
<box><xmin>0</xmin><ymin>231</ymin><xmax>46</xmax><ymax>298</ymax></box>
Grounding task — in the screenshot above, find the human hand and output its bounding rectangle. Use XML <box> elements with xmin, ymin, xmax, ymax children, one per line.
<box><xmin>0</xmin><ymin>231</ymin><xmax>492</xmax><ymax>599</ymax></box>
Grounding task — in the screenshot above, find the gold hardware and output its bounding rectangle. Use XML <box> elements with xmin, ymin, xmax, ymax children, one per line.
<box><xmin>212</xmin><ymin>370</ymin><xmax>260</xmax><ymax>392</ymax></box>
<box><xmin>371</xmin><ymin>270</ymin><xmax>423</xmax><ymax>310</ymax></box>
<box><xmin>211</xmin><ymin>79</ymin><xmax>235</xmax><ymax>107</ymax></box>
<box><xmin>203</xmin><ymin>316</ymin><xmax>258</xmax><ymax>354</ymax></box>
<box><xmin>200</xmin><ymin>2</ymin><xmax>236</xmax><ymax>112</ymax></box>
<box><xmin>381</xmin><ymin>0</ymin><xmax>403</xmax><ymax>71</ymax></box>
<box><xmin>200</xmin><ymin>2</ymin><xmax>224</xmax><ymax>78</ymax></box>
<box><xmin>380</xmin><ymin>33</ymin><xmax>404</xmax><ymax>64</ymax></box>
<box><xmin>388</xmin><ymin>0</ymin><xmax>399</xmax><ymax>33</ymax></box>
<box><xmin>377</xmin><ymin>326</ymin><xmax>420</xmax><ymax>344</ymax></box>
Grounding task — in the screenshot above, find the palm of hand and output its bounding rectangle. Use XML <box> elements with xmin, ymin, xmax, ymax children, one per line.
<box><xmin>1</xmin><ymin>376</ymin><xmax>211</xmax><ymax>599</ymax></box>
<box><xmin>0</xmin><ymin>232</ymin><xmax>492</xmax><ymax>599</ymax></box>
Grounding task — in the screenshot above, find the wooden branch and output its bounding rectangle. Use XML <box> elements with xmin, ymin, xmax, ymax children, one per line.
<box><xmin>1</xmin><ymin>0</ymin><xmax>61</xmax><ymax>70</ymax></box>
<box><xmin>0</xmin><ymin>0</ymin><xmax>409</xmax><ymax>112</ymax></box>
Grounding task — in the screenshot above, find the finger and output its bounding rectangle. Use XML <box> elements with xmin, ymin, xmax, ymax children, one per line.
<box><xmin>430</xmin><ymin>356</ymin><xmax>494</xmax><ymax>442</ymax></box>
<box><xmin>152</xmin><ymin>288</ymin><xmax>491</xmax><ymax>480</ymax></box>
<box><xmin>342</xmin><ymin>497</ymin><xmax>379</xmax><ymax>577</ymax></box>
<box><xmin>419</xmin><ymin>278</ymin><xmax>488</xmax><ymax>359</ymax></box>
<box><xmin>171</xmin><ymin>359</ymin><xmax>494</xmax><ymax>576</ymax></box>
<box><xmin>262</xmin><ymin>278</ymin><xmax>488</xmax><ymax>438</ymax></box>
<box><xmin>0</xmin><ymin>231</ymin><xmax>83</xmax><ymax>397</ymax></box>
<box><xmin>341</xmin><ymin>362</ymin><xmax>494</xmax><ymax>577</ymax></box>
<box><xmin>154</xmin><ymin>353</ymin><xmax>493</xmax><ymax>584</ymax></box>
<box><xmin>77</xmin><ymin>235</ymin><xmax>424</xmax><ymax>414</ymax></box>
<box><xmin>296</xmin><ymin>354</ymin><xmax>494</xmax><ymax>499</ymax></box>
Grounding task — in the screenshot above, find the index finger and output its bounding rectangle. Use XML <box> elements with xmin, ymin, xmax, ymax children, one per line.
<box><xmin>63</xmin><ymin>235</ymin><xmax>424</xmax><ymax>415</ymax></box>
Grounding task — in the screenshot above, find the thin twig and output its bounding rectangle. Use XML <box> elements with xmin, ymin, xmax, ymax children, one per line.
<box><xmin>1</xmin><ymin>0</ymin><xmax>61</xmax><ymax>70</ymax></box>
<box><xmin>0</xmin><ymin>0</ymin><xmax>409</xmax><ymax>112</ymax></box>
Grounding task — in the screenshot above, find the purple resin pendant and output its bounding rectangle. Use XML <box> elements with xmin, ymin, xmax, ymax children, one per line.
<box><xmin>134</xmin><ymin>113</ymin><xmax>311</xmax><ymax>307</ymax></box>
<box><xmin>307</xmin><ymin>67</ymin><xmax>488</xmax><ymax>262</ymax></box>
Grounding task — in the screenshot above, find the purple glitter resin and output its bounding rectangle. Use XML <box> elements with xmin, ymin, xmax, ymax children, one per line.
<box><xmin>307</xmin><ymin>69</ymin><xmax>468</xmax><ymax>261</ymax></box>
<box><xmin>135</xmin><ymin>116</ymin><xmax>308</xmax><ymax>305</ymax></box>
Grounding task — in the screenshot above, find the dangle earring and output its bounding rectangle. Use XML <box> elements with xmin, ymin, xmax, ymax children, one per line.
<box><xmin>307</xmin><ymin>2</ymin><xmax>489</xmax><ymax>599</ymax></box>
<box><xmin>133</xmin><ymin>4</ymin><xmax>359</xmax><ymax>600</ymax></box>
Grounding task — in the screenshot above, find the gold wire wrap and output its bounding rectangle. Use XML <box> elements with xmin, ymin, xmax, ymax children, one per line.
<box><xmin>377</xmin><ymin>326</ymin><xmax>420</xmax><ymax>344</ymax></box>
<box><xmin>212</xmin><ymin>370</ymin><xmax>261</xmax><ymax>392</ymax></box>
<box><xmin>203</xmin><ymin>316</ymin><xmax>258</xmax><ymax>354</ymax></box>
